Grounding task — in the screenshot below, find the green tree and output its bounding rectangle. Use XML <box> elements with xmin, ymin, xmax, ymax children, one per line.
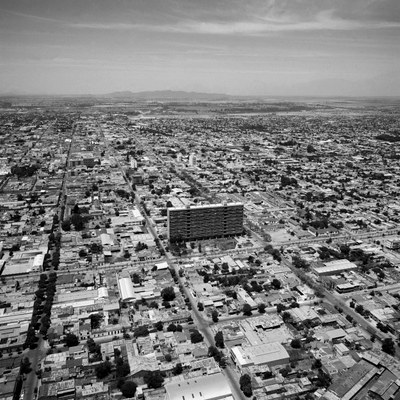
<box><xmin>242</xmin><ymin>304</ymin><xmax>252</xmax><ymax>316</ymax></box>
<box><xmin>215</xmin><ymin>331</ymin><xmax>224</xmax><ymax>348</ymax></box>
<box><xmin>90</xmin><ymin>314</ymin><xmax>103</xmax><ymax>330</ymax></box>
<box><xmin>382</xmin><ymin>338</ymin><xmax>396</xmax><ymax>356</ymax></box>
<box><xmin>71</xmin><ymin>213</ymin><xmax>85</xmax><ymax>230</ymax></box>
<box><xmin>20</xmin><ymin>357</ymin><xmax>32</xmax><ymax>374</ymax></box>
<box><xmin>95</xmin><ymin>361</ymin><xmax>112</xmax><ymax>379</ymax></box>
<box><xmin>161</xmin><ymin>286</ymin><xmax>176</xmax><ymax>301</ymax></box>
<box><xmin>258</xmin><ymin>303</ymin><xmax>266</xmax><ymax>314</ymax></box>
<box><xmin>61</xmin><ymin>220</ymin><xmax>71</xmax><ymax>231</ymax></box>
<box><xmin>144</xmin><ymin>371</ymin><xmax>164</xmax><ymax>389</ymax></box>
<box><xmin>64</xmin><ymin>333</ymin><xmax>79</xmax><ymax>347</ymax></box>
<box><xmin>277</xmin><ymin>303</ymin><xmax>286</xmax><ymax>314</ymax></box>
<box><xmin>162</xmin><ymin>300</ymin><xmax>172</xmax><ymax>309</ymax></box>
<box><xmin>312</xmin><ymin>359</ymin><xmax>322</xmax><ymax>369</ymax></box>
<box><xmin>173</xmin><ymin>363</ymin><xmax>183</xmax><ymax>375</ymax></box>
<box><xmin>167</xmin><ymin>323</ymin><xmax>177</xmax><ymax>332</ymax></box>
<box><xmin>120</xmin><ymin>381</ymin><xmax>137</xmax><ymax>398</ymax></box>
<box><xmin>290</xmin><ymin>339</ymin><xmax>302</xmax><ymax>349</ymax></box>
<box><xmin>90</xmin><ymin>242</ymin><xmax>103</xmax><ymax>254</ymax></box>
<box><xmin>239</xmin><ymin>374</ymin><xmax>251</xmax><ymax>388</ymax></box>
<box><xmin>280</xmin><ymin>367</ymin><xmax>290</xmax><ymax>377</ymax></box>
<box><xmin>149</xmin><ymin>301</ymin><xmax>159</xmax><ymax>309</ymax></box>
<box><xmin>292</xmin><ymin>256</ymin><xmax>308</xmax><ymax>269</ymax></box>
<box><xmin>271</xmin><ymin>279</ymin><xmax>282</xmax><ymax>290</ymax></box>
<box><xmin>190</xmin><ymin>330</ymin><xmax>204</xmax><ymax>343</ymax></box>
<box><xmin>78</xmin><ymin>249</ymin><xmax>87</xmax><ymax>258</ymax></box>
<box><xmin>87</xmin><ymin>338</ymin><xmax>100</xmax><ymax>354</ymax></box>
<box><xmin>239</xmin><ymin>374</ymin><xmax>253</xmax><ymax>397</ymax></box>
<box><xmin>116</xmin><ymin>361</ymin><xmax>130</xmax><ymax>378</ymax></box>
<box><xmin>307</xmin><ymin>144</ymin><xmax>316</xmax><ymax>153</ymax></box>
<box><xmin>155</xmin><ymin>321</ymin><xmax>163</xmax><ymax>331</ymax></box>
<box><xmin>355</xmin><ymin>305</ymin><xmax>364</xmax><ymax>315</ymax></box>
<box><xmin>346</xmin><ymin>315</ymin><xmax>353</xmax><ymax>323</ymax></box>
<box><xmin>281</xmin><ymin>312</ymin><xmax>292</xmax><ymax>323</ymax></box>
<box><xmin>211</xmin><ymin>310</ymin><xmax>219</xmax><ymax>323</ymax></box>
<box><xmin>208</xmin><ymin>346</ymin><xmax>222</xmax><ymax>363</ymax></box>
<box><xmin>315</xmin><ymin>369</ymin><xmax>331</xmax><ymax>388</ymax></box>
<box><xmin>242</xmin><ymin>385</ymin><xmax>252</xmax><ymax>398</ymax></box>
<box><xmin>134</xmin><ymin>326</ymin><xmax>149</xmax><ymax>338</ymax></box>
<box><xmin>370</xmin><ymin>334</ymin><xmax>376</xmax><ymax>343</ymax></box>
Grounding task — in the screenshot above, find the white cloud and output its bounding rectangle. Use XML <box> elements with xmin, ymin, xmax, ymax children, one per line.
<box><xmin>67</xmin><ymin>9</ymin><xmax>400</xmax><ymax>35</ymax></box>
<box><xmin>69</xmin><ymin>22</ymin><xmax>137</xmax><ymax>30</ymax></box>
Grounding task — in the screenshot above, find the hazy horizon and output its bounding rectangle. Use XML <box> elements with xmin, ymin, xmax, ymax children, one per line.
<box><xmin>2</xmin><ymin>90</ymin><xmax>400</xmax><ymax>100</ymax></box>
<box><xmin>1</xmin><ymin>0</ymin><xmax>399</xmax><ymax>97</ymax></box>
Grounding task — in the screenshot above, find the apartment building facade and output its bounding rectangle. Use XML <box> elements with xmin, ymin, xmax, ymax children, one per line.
<box><xmin>167</xmin><ymin>203</ymin><xmax>244</xmax><ymax>242</ymax></box>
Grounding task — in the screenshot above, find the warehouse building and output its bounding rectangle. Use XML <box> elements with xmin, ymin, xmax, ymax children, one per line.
<box><xmin>118</xmin><ymin>277</ymin><xmax>135</xmax><ymax>302</ymax></box>
<box><xmin>230</xmin><ymin>342</ymin><xmax>289</xmax><ymax>371</ymax></box>
<box><xmin>165</xmin><ymin>373</ymin><xmax>233</xmax><ymax>400</ymax></box>
<box><xmin>313</xmin><ymin>259</ymin><xmax>357</xmax><ymax>276</ymax></box>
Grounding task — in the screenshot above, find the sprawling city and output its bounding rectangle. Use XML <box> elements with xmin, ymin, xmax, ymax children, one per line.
<box><xmin>0</xmin><ymin>95</ymin><xmax>400</xmax><ymax>400</ymax></box>
<box><xmin>2</xmin><ymin>0</ymin><xmax>400</xmax><ymax>398</ymax></box>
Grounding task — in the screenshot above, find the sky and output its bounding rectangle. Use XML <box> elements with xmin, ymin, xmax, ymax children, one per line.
<box><xmin>1</xmin><ymin>0</ymin><xmax>399</xmax><ymax>96</ymax></box>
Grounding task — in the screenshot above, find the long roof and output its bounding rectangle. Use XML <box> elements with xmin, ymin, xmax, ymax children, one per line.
<box><xmin>232</xmin><ymin>342</ymin><xmax>289</xmax><ymax>366</ymax></box>
<box><xmin>165</xmin><ymin>373</ymin><xmax>232</xmax><ymax>400</ymax></box>
<box><xmin>168</xmin><ymin>202</ymin><xmax>243</xmax><ymax>212</ymax></box>
<box><xmin>118</xmin><ymin>277</ymin><xmax>135</xmax><ymax>301</ymax></box>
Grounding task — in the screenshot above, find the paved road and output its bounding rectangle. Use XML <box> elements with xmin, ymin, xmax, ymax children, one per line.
<box><xmin>337</xmin><ymin>282</ymin><xmax>400</xmax><ymax>297</ymax></box>
<box><xmin>214</xmin><ymin>297</ymin><xmax>319</xmax><ymax>325</ymax></box>
<box><xmin>278</xmin><ymin>228</ymin><xmax>400</xmax><ymax>247</ymax></box>
<box><xmin>104</xmin><ymin>128</ymin><xmax>246</xmax><ymax>400</ymax></box>
<box><xmin>23</xmin><ymin>334</ymin><xmax>47</xmax><ymax>400</ymax></box>
<box><xmin>169</xmin><ymin>246</ymin><xmax>265</xmax><ymax>263</ymax></box>
<box><xmin>57</xmin><ymin>123</ymin><xmax>74</xmax><ymax>223</ymax></box>
<box><xmin>167</xmin><ymin>255</ymin><xmax>246</xmax><ymax>400</ymax></box>
<box><xmin>17</xmin><ymin>122</ymin><xmax>60</xmax><ymax>400</ymax></box>
<box><xmin>280</xmin><ymin>258</ymin><xmax>389</xmax><ymax>342</ymax></box>
<box><xmin>136</xmin><ymin>197</ymin><xmax>247</xmax><ymax>399</ymax></box>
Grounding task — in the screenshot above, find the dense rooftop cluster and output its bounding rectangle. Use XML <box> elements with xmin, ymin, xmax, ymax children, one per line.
<box><xmin>1</xmin><ymin>98</ymin><xmax>400</xmax><ymax>400</ymax></box>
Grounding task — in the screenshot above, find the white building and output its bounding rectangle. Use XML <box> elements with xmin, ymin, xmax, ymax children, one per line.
<box><xmin>130</xmin><ymin>157</ymin><xmax>138</xmax><ymax>169</ymax></box>
<box><xmin>313</xmin><ymin>259</ymin><xmax>357</xmax><ymax>276</ymax></box>
<box><xmin>384</xmin><ymin>238</ymin><xmax>400</xmax><ymax>250</ymax></box>
<box><xmin>118</xmin><ymin>277</ymin><xmax>135</xmax><ymax>302</ymax></box>
<box><xmin>189</xmin><ymin>152</ymin><xmax>196</xmax><ymax>166</ymax></box>
<box><xmin>236</xmin><ymin>288</ymin><xmax>257</xmax><ymax>309</ymax></box>
<box><xmin>165</xmin><ymin>373</ymin><xmax>233</xmax><ymax>400</ymax></box>
<box><xmin>230</xmin><ymin>342</ymin><xmax>289</xmax><ymax>370</ymax></box>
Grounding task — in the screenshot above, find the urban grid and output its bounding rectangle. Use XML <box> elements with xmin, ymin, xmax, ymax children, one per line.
<box><xmin>0</xmin><ymin>95</ymin><xmax>400</xmax><ymax>400</ymax></box>
<box><xmin>3</xmin><ymin>0</ymin><xmax>400</xmax><ymax>397</ymax></box>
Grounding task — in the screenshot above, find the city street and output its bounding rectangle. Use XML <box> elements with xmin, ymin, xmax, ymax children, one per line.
<box><xmin>105</xmin><ymin>124</ymin><xmax>246</xmax><ymax>400</ymax></box>
<box><xmin>280</xmin><ymin>258</ymin><xmax>390</xmax><ymax>342</ymax></box>
<box><xmin>23</xmin><ymin>335</ymin><xmax>47</xmax><ymax>400</ymax></box>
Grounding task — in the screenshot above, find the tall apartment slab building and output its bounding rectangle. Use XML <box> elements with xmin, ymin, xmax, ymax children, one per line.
<box><xmin>167</xmin><ymin>203</ymin><xmax>244</xmax><ymax>242</ymax></box>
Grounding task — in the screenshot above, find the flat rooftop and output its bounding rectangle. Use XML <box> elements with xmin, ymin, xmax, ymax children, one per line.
<box><xmin>169</xmin><ymin>202</ymin><xmax>243</xmax><ymax>212</ymax></box>
<box><xmin>165</xmin><ymin>373</ymin><xmax>232</xmax><ymax>400</ymax></box>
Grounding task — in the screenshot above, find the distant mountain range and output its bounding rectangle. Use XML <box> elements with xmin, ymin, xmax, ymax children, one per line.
<box><xmin>103</xmin><ymin>90</ymin><xmax>235</xmax><ymax>101</ymax></box>
<box><xmin>1</xmin><ymin>89</ymin><xmax>398</xmax><ymax>102</ymax></box>
<box><xmin>0</xmin><ymin>90</ymin><xmax>242</xmax><ymax>101</ymax></box>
